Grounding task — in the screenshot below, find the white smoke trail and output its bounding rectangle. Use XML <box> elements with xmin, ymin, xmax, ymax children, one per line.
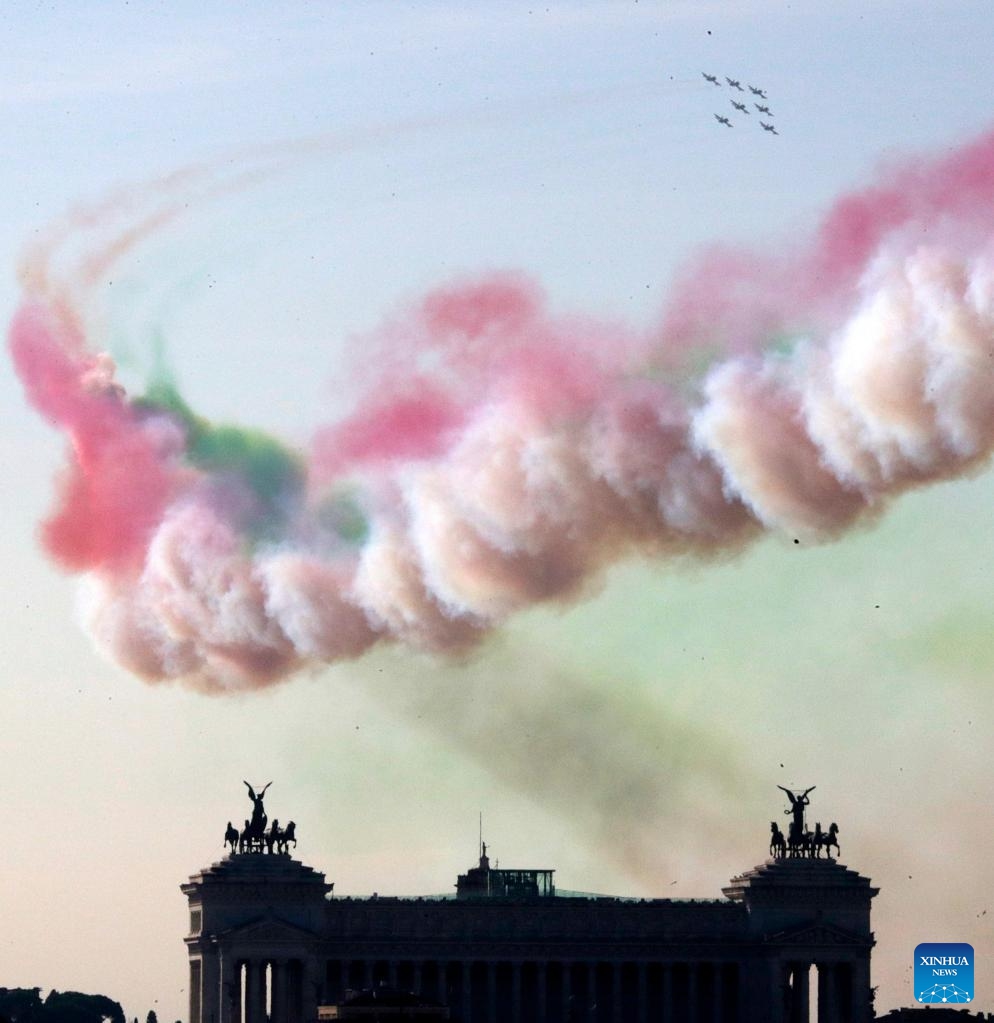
<box><xmin>13</xmin><ymin>127</ymin><xmax>994</xmax><ymax>690</ymax></box>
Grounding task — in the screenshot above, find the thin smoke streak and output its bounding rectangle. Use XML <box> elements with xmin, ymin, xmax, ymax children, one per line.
<box><xmin>20</xmin><ymin>73</ymin><xmax>704</xmax><ymax>324</ymax></box>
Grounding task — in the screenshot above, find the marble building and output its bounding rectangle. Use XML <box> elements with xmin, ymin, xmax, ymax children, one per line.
<box><xmin>182</xmin><ymin>832</ymin><xmax>878</xmax><ymax>1023</ymax></box>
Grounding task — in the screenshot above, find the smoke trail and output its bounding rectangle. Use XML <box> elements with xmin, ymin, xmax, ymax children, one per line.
<box><xmin>350</xmin><ymin>642</ymin><xmax>753</xmax><ymax>885</ymax></box>
<box><xmin>11</xmin><ymin>127</ymin><xmax>994</xmax><ymax>690</ymax></box>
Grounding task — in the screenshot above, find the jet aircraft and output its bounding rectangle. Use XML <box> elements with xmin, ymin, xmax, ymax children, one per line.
<box><xmin>755</xmin><ymin>104</ymin><xmax>772</xmax><ymax>116</ymax></box>
<box><xmin>760</xmin><ymin>122</ymin><xmax>778</xmax><ymax>134</ymax></box>
<box><xmin>702</xmin><ymin>72</ymin><xmax>720</xmax><ymax>84</ymax></box>
<box><xmin>714</xmin><ymin>114</ymin><xmax>733</xmax><ymax>127</ymax></box>
<box><xmin>748</xmin><ymin>85</ymin><xmax>768</xmax><ymax>98</ymax></box>
<box><xmin>731</xmin><ymin>100</ymin><xmax>749</xmax><ymax>114</ymax></box>
<box><xmin>725</xmin><ymin>77</ymin><xmax>744</xmax><ymax>91</ymax></box>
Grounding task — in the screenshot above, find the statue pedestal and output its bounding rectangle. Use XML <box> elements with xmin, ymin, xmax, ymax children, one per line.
<box><xmin>182</xmin><ymin>854</ymin><xmax>332</xmax><ymax>1023</ymax></box>
<box><xmin>723</xmin><ymin>859</ymin><xmax>878</xmax><ymax>1023</ymax></box>
<box><xmin>724</xmin><ymin>857</ymin><xmax>878</xmax><ymax>938</ymax></box>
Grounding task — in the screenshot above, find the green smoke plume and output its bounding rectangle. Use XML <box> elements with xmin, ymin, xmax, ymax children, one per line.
<box><xmin>138</xmin><ymin>380</ymin><xmax>305</xmax><ymax>533</ymax></box>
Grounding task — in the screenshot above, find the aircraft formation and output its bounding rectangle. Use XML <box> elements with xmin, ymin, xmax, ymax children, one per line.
<box><xmin>702</xmin><ymin>72</ymin><xmax>778</xmax><ymax>135</ymax></box>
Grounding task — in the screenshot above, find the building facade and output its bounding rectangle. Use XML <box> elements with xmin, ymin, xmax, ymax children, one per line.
<box><xmin>183</xmin><ymin>845</ymin><xmax>878</xmax><ymax>1023</ymax></box>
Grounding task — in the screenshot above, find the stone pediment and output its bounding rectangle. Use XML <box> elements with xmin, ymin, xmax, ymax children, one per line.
<box><xmin>766</xmin><ymin>921</ymin><xmax>869</xmax><ymax>948</ymax></box>
<box><xmin>222</xmin><ymin>915</ymin><xmax>319</xmax><ymax>943</ymax></box>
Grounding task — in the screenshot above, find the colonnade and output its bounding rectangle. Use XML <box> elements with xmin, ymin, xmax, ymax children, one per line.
<box><xmin>189</xmin><ymin>953</ymin><xmax>319</xmax><ymax>1023</ymax></box>
<box><xmin>231</xmin><ymin>958</ymin><xmax>305</xmax><ymax>1023</ymax></box>
<box><xmin>322</xmin><ymin>957</ymin><xmax>741</xmax><ymax>1022</ymax></box>
<box><xmin>189</xmin><ymin>954</ymin><xmax>312</xmax><ymax>1023</ymax></box>
<box><xmin>779</xmin><ymin>960</ymin><xmax>865</xmax><ymax>1023</ymax></box>
<box><xmin>193</xmin><ymin>951</ymin><xmax>870</xmax><ymax>1023</ymax></box>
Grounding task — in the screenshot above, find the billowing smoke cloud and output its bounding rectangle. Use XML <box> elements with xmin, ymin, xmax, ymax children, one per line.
<box><xmin>11</xmin><ymin>127</ymin><xmax>994</xmax><ymax>691</ymax></box>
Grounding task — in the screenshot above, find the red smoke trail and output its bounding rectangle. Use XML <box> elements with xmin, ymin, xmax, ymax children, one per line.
<box><xmin>11</xmin><ymin>126</ymin><xmax>994</xmax><ymax>690</ymax></box>
<box><xmin>9</xmin><ymin>304</ymin><xmax>185</xmax><ymax>572</ymax></box>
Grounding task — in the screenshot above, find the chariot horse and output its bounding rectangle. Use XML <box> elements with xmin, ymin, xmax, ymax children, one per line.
<box><xmin>769</xmin><ymin>822</ymin><xmax>787</xmax><ymax>859</ymax></box>
<box><xmin>224</xmin><ymin>821</ymin><xmax>239</xmax><ymax>852</ymax></box>
<box><xmin>815</xmin><ymin>822</ymin><xmax>840</xmax><ymax>859</ymax></box>
<box><xmin>277</xmin><ymin>821</ymin><xmax>297</xmax><ymax>854</ymax></box>
<box><xmin>239</xmin><ymin>815</ymin><xmax>267</xmax><ymax>853</ymax></box>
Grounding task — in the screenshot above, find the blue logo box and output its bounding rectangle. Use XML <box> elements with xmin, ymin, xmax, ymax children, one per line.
<box><xmin>914</xmin><ymin>942</ymin><xmax>974</xmax><ymax>1003</ymax></box>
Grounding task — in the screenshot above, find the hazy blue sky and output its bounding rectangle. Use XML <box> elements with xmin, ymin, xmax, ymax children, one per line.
<box><xmin>3</xmin><ymin>2</ymin><xmax>994</xmax><ymax>1018</ymax></box>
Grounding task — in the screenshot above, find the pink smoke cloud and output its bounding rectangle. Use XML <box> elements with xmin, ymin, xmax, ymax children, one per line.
<box><xmin>9</xmin><ymin>304</ymin><xmax>186</xmax><ymax>573</ymax></box>
<box><xmin>11</xmin><ymin>125</ymin><xmax>994</xmax><ymax>690</ymax></box>
<box><xmin>658</xmin><ymin>125</ymin><xmax>994</xmax><ymax>362</ymax></box>
<box><xmin>311</xmin><ymin>379</ymin><xmax>466</xmax><ymax>479</ymax></box>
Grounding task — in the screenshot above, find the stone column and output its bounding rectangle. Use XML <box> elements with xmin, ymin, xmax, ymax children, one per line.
<box><xmin>711</xmin><ymin>963</ymin><xmax>723</xmax><ymax>1023</ymax></box>
<box><xmin>189</xmin><ymin>959</ymin><xmax>202</xmax><ymax>1023</ymax></box>
<box><xmin>413</xmin><ymin>961</ymin><xmax>423</xmax><ymax>995</ymax></box>
<box><xmin>232</xmin><ymin>961</ymin><xmax>245</xmax><ymax>1023</ymax></box>
<box><xmin>302</xmin><ymin>956</ymin><xmax>321</xmax><ymax>1023</ymax></box>
<box><xmin>204</xmin><ymin>953</ymin><xmax>222</xmax><ymax>1023</ymax></box>
<box><xmin>818</xmin><ymin>965</ymin><xmax>834</xmax><ymax>1023</ymax></box>
<box><xmin>189</xmin><ymin>958</ymin><xmax>206</xmax><ymax>1023</ymax></box>
<box><xmin>388</xmin><ymin>960</ymin><xmax>398</xmax><ymax>988</ymax></box>
<box><xmin>612</xmin><ymin>963</ymin><xmax>622</xmax><ymax>1022</ymax></box>
<box><xmin>789</xmin><ymin>963</ymin><xmax>810</xmax><ymax>1023</ymax></box>
<box><xmin>438</xmin><ymin>962</ymin><xmax>449</xmax><ymax>1006</ymax></box>
<box><xmin>771</xmin><ymin>960</ymin><xmax>790</xmax><ymax>1023</ymax></box>
<box><xmin>270</xmin><ymin>961</ymin><xmax>287</xmax><ymax>1023</ymax></box>
<box><xmin>511</xmin><ymin>962</ymin><xmax>522</xmax><ymax>1023</ymax></box>
<box><xmin>218</xmin><ymin>952</ymin><xmax>239</xmax><ymax>1023</ymax></box>
<box><xmin>362</xmin><ymin>960</ymin><xmax>373</xmax><ymax>989</ymax></box>
<box><xmin>244</xmin><ymin>960</ymin><xmax>266</xmax><ymax>1023</ymax></box>
<box><xmin>561</xmin><ymin>962</ymin><xmax>572</xmax><ymax>1022</ymax></box>
<box><xmin>461</xmin><ymin>962</ymin><xmax>472</xmax><ymax>1023</ymax></box>
<box><xmin>289</xmin><ymin>960</ymin><xmax>304</xmax><ymax>1023</ymax></box>
<box><xmin>687</xmin><ymin>964</ymin><xmax>698</xmax><ymax>1023</ymax></box>
<box><xmin>636</xmin><ymin>963</ymin><xmax>647</xmax><ymax>1023</ymax></box>
<box><xmin>338</xmin><ymin>961</ymin><xmax>349</xmax><ymax>1002</ymax></box>
<box><xmin>843</xmin><ymin>962</ymin><xmax>854</xmax><ymax>1023</ymax></box>
<box><xmin>537</xmin><ymin>962</ymin><xmax>547</xmax><ymax>1023</ymax></box>
<box><xmin>661</xmin><ymin>965</ymin><xmax>673</xmax><ymax>1022</ymax></box>
<box><xmin>848</xmin><ymin>959</ymin><xmax>870</xmax><ymax>1023</ymax></box>
<box><xmin>487</xmin><ymin>962</ymin><xmax>497</xmax><ymax>1023</ymax></box>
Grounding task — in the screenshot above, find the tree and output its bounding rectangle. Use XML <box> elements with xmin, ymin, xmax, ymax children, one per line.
<box><xmin>0</xmin><ymin>988</ymin><xmax>44</xmax><ymax>1023</ymax></box>
<box><xmin>44</xmin><ymin>992</ymin><xmax>125</xmax><ymax>1023</ymax></box>
<box><xmin>0</xmin><ymin>991</ymin><xmax>124</xmax><ymax>1023</ymax></box>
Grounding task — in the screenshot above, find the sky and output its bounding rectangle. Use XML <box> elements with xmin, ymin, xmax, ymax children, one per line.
<box><xmin>2</xmin><ymin>1</ymin><xmax>994</xmax><ymax>1018</ymax></box>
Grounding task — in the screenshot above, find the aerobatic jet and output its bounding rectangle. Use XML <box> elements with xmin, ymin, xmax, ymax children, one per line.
<box><xmin>748</xmin><ymin>85</ymin><xmax>768</xmax><ymax>98</ymax></box>
<box><xmin>714</xmin><ymin>114</ymin><xmax>733</xmax><ymax>126</ymax></box>
<box><xmin>731</xmin><ymin>100</ymin><xmax>750</xmax><ymax>113</ymax></box>
<box><xmin>760</xmin><ymin>122</ymin><xmax>778</xmax><ymax>134</ymax></box>
<box><xmin>725</xmin><ymin>77</ymin><xmax>744</xmax><ymax>91</ymax></box>
<box><xmin>702</xmin><ymin>72</ymin><xmax>720</xmax><ymax>84</ymax></box>
<box><xmin>755</xmin><ymin>104</ymin><xmax>773</xmax><ymax>116</ymax></box>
